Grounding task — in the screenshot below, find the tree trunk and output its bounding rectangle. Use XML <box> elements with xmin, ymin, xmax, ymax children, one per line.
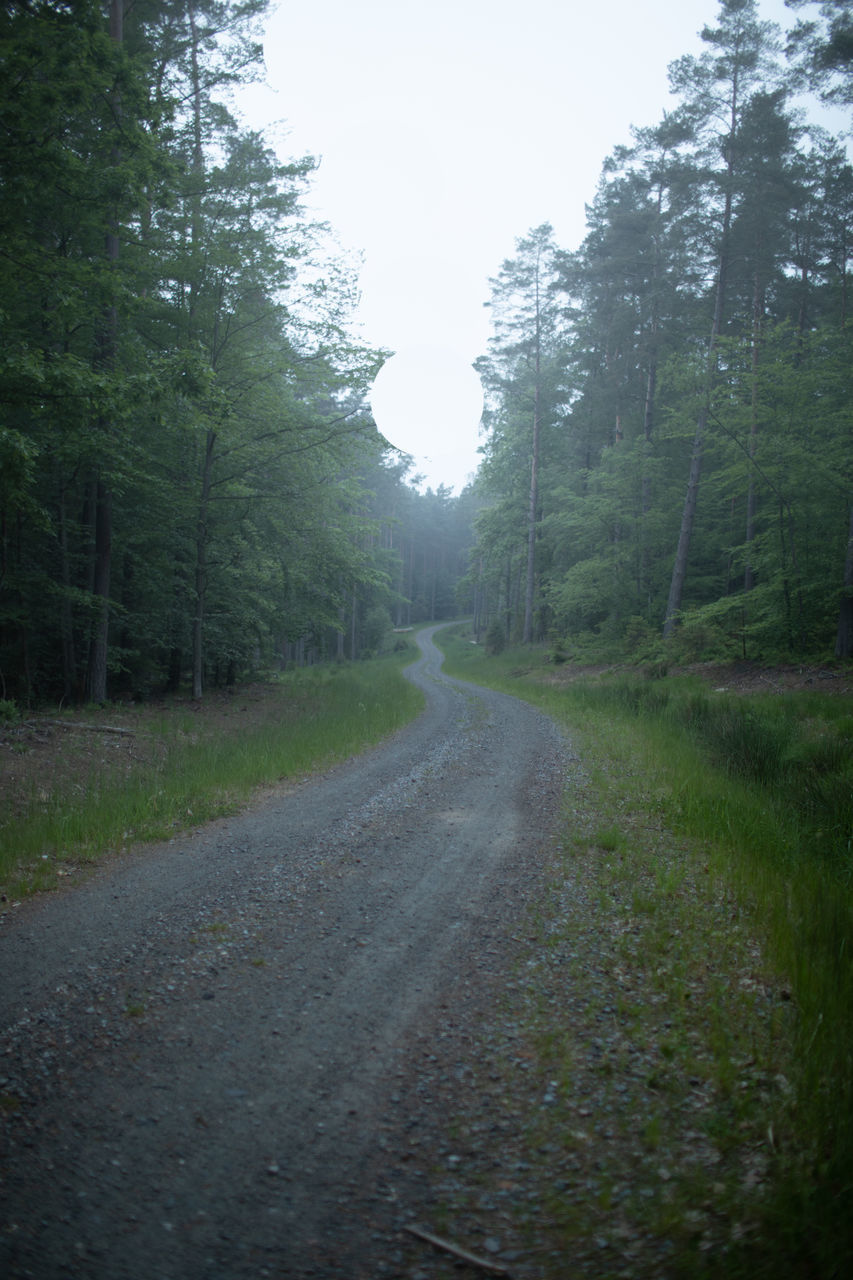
<box><xmin>663</xmin><ymin>416</ymin><xmax>706</xmax><ymax>639</ymax></box>
<box><xmin>186</xmin><ymin>0</ymin><xmax>209</xmax><ymax>701</ymax></box>
<box><xmin>744</xmin><ymin>268</ymin><xmax>765</xmax><ymax>595</ymax></box>
<box><xmin>522</xmin><ymin>311</ymin><xmax>542</xmax><ymax>644</ymax></box>
<box><xmin>663</xmin><ymin>217</ymin><xmax>731</xmax><ymax>639</ymax></box>
<box><xmin>835</xmin><ymin>505</ymin><xmax>853</xmax><ymax>658</ymax></box>
<box><xmin>640</xmin><ymin>176</ymin><xmax>662</xmax><ymax>608</ymax></box>
<box><xmin>663</xmin><ymin>44</ymin><xmax>742</xmax><ymax>637</ymax></box>
<box><xmin>85</xmin><ymin>478</ymin><xmax>112</xmax><ymax>702</ymax></box>
<box><xmin>86</xmin><ymin>0</ymin><xmax>123</xmax><ymax>702</ymax></box>
<box><xmin>57</xmin><ymin>486</ymin><xmax>77</xmax><ymax>703</ymax></box>
<box><xmin>192</xmin><ymin>429</ymin><xmax>215</xmax><ymax>699</ymax></box>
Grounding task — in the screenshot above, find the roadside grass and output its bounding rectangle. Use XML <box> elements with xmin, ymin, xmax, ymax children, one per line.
<box><xmin>437</xmin><ymin>625</ymin><xmax>852</xmax><ymax>1277</ymax></box>
<box><xmin>0</xmin><ymin>645</ymin><xmax>424</xmax><ymax>900</ymax></box>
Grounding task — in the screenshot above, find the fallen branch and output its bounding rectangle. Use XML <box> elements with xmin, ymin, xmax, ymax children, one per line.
<box><xmin>404</xmin><ymin>1224</ymin><xmax>513</xmax><ymax>1276</ymax></box>
<box><xmin>26</xmin><ymin>719</ymin><xmax>135</xmax><ymax>737</ymax></box>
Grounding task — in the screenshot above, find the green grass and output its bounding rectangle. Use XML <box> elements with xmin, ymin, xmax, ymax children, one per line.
<box><xmin>437</xmin><ymin>623</ymin><xmax>853</xmax><ymax>1278</ymax></box>
<box><xmin>0</xmin><ymin>645</ymin><xmax>424</xmax><ymax>897</ymax></box>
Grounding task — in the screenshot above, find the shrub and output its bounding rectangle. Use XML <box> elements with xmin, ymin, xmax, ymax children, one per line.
<box><xmin>485</xmin><ymin>618</ymin><xmax>506</xmax><ymax>656</ymax></box>
<box><xmin>362</xmin><ymin>606</ymin><xmax>393</xmax><ymax>655</ymax></box>
<box><xmin>623</xmin><ymin>614</ymin><xmax>660</xmax><ymax>661</ymax></box>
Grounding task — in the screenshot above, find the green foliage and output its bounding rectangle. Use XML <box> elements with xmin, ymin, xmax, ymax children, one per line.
<box><xmin>665</xmin><ymin>606</ymin><xmax>743</xmax><ymax>663</ymax></box>
<box><xmin>361</xmin><ymin>605</ymin><xmax>393</xmax><ymax>655</ymax></box>
<box><xmin>484</xmin><ymin>617</ymin><xmax>507</xmax><ymax>655</ymax></box>
<box><xmin>0</xmin><ymin>699</ymin><xmax>20</xmax><ymax>725</ymax></box>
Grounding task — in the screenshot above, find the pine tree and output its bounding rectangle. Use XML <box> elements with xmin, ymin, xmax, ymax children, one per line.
<box><xmin>663</xmin><ymin>0</ymin><xmax>784</xmax><ymax>636</ymax></box>
<box><xmin>475</xmin><ymin>225</ymin><xmax>563</xmax><ymax>642</ymax></box>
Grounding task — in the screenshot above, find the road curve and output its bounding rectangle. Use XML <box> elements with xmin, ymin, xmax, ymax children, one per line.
<box><xmin>0</xmin><ymin>625</ymin><xmax>568</xmax><ymax>1279</ymax></box>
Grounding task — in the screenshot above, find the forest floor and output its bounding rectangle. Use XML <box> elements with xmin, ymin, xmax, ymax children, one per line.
<box><xmin>0</xmin><ymin>683</ymin><xmax>273</xmax><ymax>835</ymax></box>
<box><xmin>539</xmin><ymin>658</ymin><xmax>853</xmax><ymax>698</ymax></box>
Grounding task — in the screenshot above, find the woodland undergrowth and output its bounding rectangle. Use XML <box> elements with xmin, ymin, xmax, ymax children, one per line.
<box><xmin>0</xmin><ymin>644</ymin><xmax>423</xmax><ymax>902</ymax></box>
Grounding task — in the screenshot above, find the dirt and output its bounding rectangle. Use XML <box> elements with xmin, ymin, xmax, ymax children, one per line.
<box><xmin>0</xmin><ymin>683</ymin><xmax>284</xmax><ymax>833</ymax></box>
<box><xmin>681</xmin><ymin>658</ymin><xmax>852</xmax><ymax>696</ymax></box>
<box><xmin>537</xmin><ymin>658</ymin><xmax>852</xmax><ymax>698</ymax></box>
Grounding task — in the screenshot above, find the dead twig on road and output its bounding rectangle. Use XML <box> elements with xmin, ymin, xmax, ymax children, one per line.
<box><xmin>404</xmin><ymin>1223</ymin><xmax>514</xmax><ymax>1276</ymax></box>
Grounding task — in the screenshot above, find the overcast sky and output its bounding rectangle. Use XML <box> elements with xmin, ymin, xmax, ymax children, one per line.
<box><xmin>237</xmin><ymin>0</ymin><xmax>818</xmax><ymax>492</ymax></box>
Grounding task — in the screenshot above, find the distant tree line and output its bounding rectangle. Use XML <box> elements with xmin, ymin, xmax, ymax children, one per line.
<box><xmin>0</xmin><ymin>0</ymin><xmax>474</xmax><ymax>704</ymax></box>
<box><xmin>467</xmin><ymin>0</ymin><xmax>853</xmax><ymax>662</ymax></box>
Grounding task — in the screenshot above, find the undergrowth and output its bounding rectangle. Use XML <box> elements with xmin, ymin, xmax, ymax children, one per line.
<box><xmin>0</xmin><ymin>645</ymin><xmax>424</xmax><ymax>899</ymax></box>
<box><xmin>437</xmin><ymin>623</ymin><xmax>852</xmax><ymax>1278</ymax></box>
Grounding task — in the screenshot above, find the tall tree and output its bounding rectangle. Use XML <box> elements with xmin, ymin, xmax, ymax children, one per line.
<box><xmin>725</xmin><ymin>90</ymin><xmax>803</xmax><ymax>596</ymax></box>
<box><xmin>476</xmin><ymin>225</ymin><xmax>563</xmax><ymax>642</ymax></box>
<box><xmin>663</xmin><ymin>0</ymin><xmax>783</xmax><ymax>636</ymax></box>
<box><xmin>546</xmin><ymin>117</ymin><xmax>697</xmax><ymax>633</ymax></box>
<box><xmin>86</xmin><ymin>0</ymin><xmax>125</xmax><ymax>703</ymax></box>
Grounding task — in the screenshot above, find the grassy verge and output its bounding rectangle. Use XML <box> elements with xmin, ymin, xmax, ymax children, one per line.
<box><xmin>437</xmin><ymin>624</ymin><xmax>852</xmax><ymax>1278</ymax></box>
<box><xmin>0</xmin><ymin>643</ymin><xmax>424</xmax><ymax>900</ymax></box>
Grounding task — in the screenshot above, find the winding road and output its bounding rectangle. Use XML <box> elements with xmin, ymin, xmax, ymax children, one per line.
<box><xmin>0</xmin><ymin>626</ymin><xmax>567</xmax><ymax>1279</ymax></box>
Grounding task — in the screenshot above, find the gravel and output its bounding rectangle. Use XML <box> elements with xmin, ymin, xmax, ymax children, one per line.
<box><xmin>0</xmin><ymin>626</ymin><xmax>572</xmax><ymax>1279</ymax></box>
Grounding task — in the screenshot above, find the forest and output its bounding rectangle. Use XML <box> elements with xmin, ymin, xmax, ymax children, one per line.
<box><xmin>471</xmin><ymin>0</ymin><xmax>853</xmax><ymax>664</ymax></box>
<box><xmin>0</xmin><ymin>0</ymin><xmax>472</xmax><ymax>705</ymax></box>
<box><xmin>0</xmin><ymin>0</ymin><xmax>851</xmax><ymax>707</ymax></box>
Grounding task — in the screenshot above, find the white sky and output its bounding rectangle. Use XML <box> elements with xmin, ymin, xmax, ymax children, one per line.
<box><xmin>237</xmin><ymin>0</ymin><xmax>823</xmax><ymax>492</ymax></box>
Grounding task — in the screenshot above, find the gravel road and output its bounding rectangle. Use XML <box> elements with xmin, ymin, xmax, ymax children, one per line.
<box><xmin>0</xmin><ymin>625</ymin><xmax>569</xmax><ymax>1280</ymax></box>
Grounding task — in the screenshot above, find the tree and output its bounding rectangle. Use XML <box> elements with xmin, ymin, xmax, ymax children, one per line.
<box><xmin>475</xmin><ymin>225</ymin><xmax>563</xmax><ymax>642</ymax></box>
<box><xmin>122</xmin><ymin>0</ymin><xmax>385</xmax><ymax>694</ymax></box>
<box><xmin>86</xmin><ymin>0</ymin><xmax>125</xmax><ymax>703</ymax></box>
<box><xmin>663</xmin><ymin>0</ymin><xmax>785</xmax><ymax>636</ymax></box>
<box><xmin>786</xmin><ymin>0</ymin><xmax>853</xmax><ymax>105</ymax></box>
<box><xmin>545</xmin><ymin>118</ymin><xmax>697</xmax><ymax>634</ymax></box>
<box><xmin>837</xmin><ymin>506</ymin><xmax>853</xmax><ymax>656</ymax></box>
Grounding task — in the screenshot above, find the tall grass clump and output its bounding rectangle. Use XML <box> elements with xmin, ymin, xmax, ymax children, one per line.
<box><xmin>0</xmin><ymin>648</ymin><xmax>424</xmax><ymax>896</ymax></box>
<box><xmin>687</xmin><ymin>698</ymin><xmax>793</xmax><ymax>785</ymax></box>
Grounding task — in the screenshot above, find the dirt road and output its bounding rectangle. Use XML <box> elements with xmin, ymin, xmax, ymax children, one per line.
<box><xmin>0</xmin><ymin>626</ymin><xmax>567</xmax><ymax>1279</ymax></box>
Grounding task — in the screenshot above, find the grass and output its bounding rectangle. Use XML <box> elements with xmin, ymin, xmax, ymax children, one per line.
<box><xmin>436</xmin><ymin>623</ymin><xmax>853</xmax><ymax>1278</ymax></box>
<box><xmin>0</xmin><ymin>642</ymin><xmax>424</xmax><ymax>898</ymax></box>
